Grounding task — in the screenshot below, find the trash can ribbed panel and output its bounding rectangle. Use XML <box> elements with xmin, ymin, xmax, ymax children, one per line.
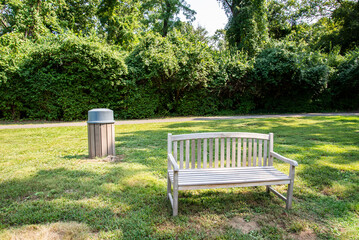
<box><xmin>87</xmin><ymin>109</ymin><xmax>115</xmax><ymax>158</ymax></box>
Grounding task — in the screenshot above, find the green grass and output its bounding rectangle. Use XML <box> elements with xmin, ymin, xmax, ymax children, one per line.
<box><xmin>0</xmin><ymin>116</ymin><xmax>358</xmax><ymax>239</ymax></box>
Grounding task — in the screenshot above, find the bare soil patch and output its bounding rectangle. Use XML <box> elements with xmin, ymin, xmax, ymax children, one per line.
<box><xmin>228</xmin><ymin>217</ymin><xmax>261</xmax><ymax>234</ymax></box>
<box><xmin>289</xmin><ymin>229</ymin><xmax>317</xmax><ymax>240</ymax></box>
<box><xmin>79</xmin><ymin>155</ymin><xmax>124</xmax><ymax>163</ymax></box>
<box><xmin>0</xmin><ymin>222</ymin><xmax>96</xmax><ymax>240</ymax></box>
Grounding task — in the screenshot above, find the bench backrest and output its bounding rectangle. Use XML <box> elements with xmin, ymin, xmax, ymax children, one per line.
<box><xmin>168</xmin><ymin>132</ymin><xmax>274</xmax><ymax>170</ymax></box>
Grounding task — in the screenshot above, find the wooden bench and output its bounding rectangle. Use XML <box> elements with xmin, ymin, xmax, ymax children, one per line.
<box><xmin>167</xmin><ymin>132</ymin><xmax>298</xmax><ymax>216</ymax></box>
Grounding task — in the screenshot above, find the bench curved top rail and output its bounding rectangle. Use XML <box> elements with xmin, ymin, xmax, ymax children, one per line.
<box><xmin>171</xmin><ymin>132</ymin><xmax>270</xmax><ymax>141</ymax></box>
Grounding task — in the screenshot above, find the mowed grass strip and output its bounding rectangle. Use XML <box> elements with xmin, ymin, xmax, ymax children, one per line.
<box><xmin>0</xmin><ymin>116</ymin><xmax>358</xmax><ymax>239</ymax></box>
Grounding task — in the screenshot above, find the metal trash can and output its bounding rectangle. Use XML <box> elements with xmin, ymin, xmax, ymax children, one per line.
<box><xmin>87</xmin><ymin>108</ymin><xmax>115</xmax><ymax>158</ymax></box>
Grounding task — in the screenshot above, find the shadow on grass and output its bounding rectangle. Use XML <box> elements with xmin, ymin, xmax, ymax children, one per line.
<box><xmin>0</xmin><ymin>166</ymin><xmax>289</xmax><ymax>238</ymax></box>
<box><xmin>62</xmin><ymin>154</ymin><xmax>88</xmax><ymax>160</ymax></box>
<box><xmin>2</xmin><ymin>116</ymin><xmax>357</xmax><ymax>238</ymax></box>
<box><xmin>114</xmin><ymin>116</ymin><xmax>359</xmax><ymax>220</ymax></box>
<box><xmin>0</xmin><ymin>166</ymin><xmax>170</xmax><ymax>236</ymax></box>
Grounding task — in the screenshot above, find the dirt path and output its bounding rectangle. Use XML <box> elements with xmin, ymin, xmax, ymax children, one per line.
<box><xmin>0</xmin><ymin>112</ymin><xmax>358</xmax><ymax>130</ymax></box>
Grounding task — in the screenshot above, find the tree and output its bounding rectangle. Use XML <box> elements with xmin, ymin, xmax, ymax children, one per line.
<box><xmin>143</xmin><ymin>0</ymin><xmax>195</xmax><ymax>37</ymax></box>
<box><xmin>217</xmin><ymin>0</ymin><xmax>269</xmax><ymax>55</ymax></box>
<box><xmin>0</xmin><ymin>2</ymin><xmax>11</xmax><ymax>35</ymax></box>
<box><xmin>331</xmin><ymin>0</ymin><xmax>359</xmax><ymax>52</ymax></box>
<box><xmin>210</xmin><ymin>29</ymin><xmax>226</xmax><ymax>50</ymax></box>
<box><xmin>97</xmin><ymin>0</ymin><xmax>143</xmax><ymax>48</ymax></box>
<box><xmin>296</xmin><ymin>0</ymin><xmax>342</xmax><ymax>20</ymax></box>
<box><xmin>294</xmin><ymin>0</ymin><xmax>359</xmax><ymax>53</ymax></box>
<box><xmin>55</xmin><ymin>0</ymin><xmax>100</xmax><ymax>35</ymax></box>
<box><xmin>0</xmin><ymin>0</ymin><xmax>60</xmax><ymax>39</ymax></box>
<box><xmin>267</xmin><ymin>0</ymin><xmax>296</xmax><ymax>39</ymax></box>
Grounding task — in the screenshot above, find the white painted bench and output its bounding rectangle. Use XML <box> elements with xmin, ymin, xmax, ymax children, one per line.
<box><xmin>167</xmin><ymin>132</ymin><xmax>298</xmax><ymax>216</ymax></box>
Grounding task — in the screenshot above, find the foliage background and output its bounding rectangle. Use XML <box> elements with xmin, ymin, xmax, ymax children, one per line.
<box><xmin>0</xmin><ymin>0</ymin><xmax>358</xmax><ymax>120</ymax></box>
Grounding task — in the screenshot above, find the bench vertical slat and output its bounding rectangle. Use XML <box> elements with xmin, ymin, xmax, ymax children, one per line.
<box><xmin>232</xmin><ymin>138</ymin><xmax>236</xmax><ymax>168</ymax></box>
<box><xmin>191</xmin><ymin>139</ymin><xmax>196</xmax><ymax>169</ymax></box>
<box><xmin>168</xmin><ymin>133</ymin><xmax>172</xmax><ymax>170</ymax></box>
<box><xmin>197</xmin><ymin>139</ymin><xmax>201</xmax><ymax>169</ymax></box>
<box><xmin>269</xmin><ymin>133</ymin><xmax>274</xmax><ymax>166</ymax></box>
<box><xmin>215</xmin><ymin>138</ymin><xmax>219</xmax><ymax>168</ymax></box>
<box><xmin>180</xmin><ymin>141</ymin><xmax>184</xmax><ymax>169</ymax></box>
<box><xmin>226</xmin><ymin>138</ymin><xmax>230</xmax><ymax>168</ymax></box>
<box><xmin>203</xmin><ymin>139</ymin><xmax>207</xmax><ymax>169</ymax></box>
<box><xmin>243</xmin><ymin>139</ymin><xmax>247</xmax><ymax>167</ymax></box>
<box><xmin>248</xmin><ymin>139</ymin><xmax>252</xmax><ymax>167</ymax></box>
<box><xmin>173</xmin><ymin>141</ymin><xmax>178</xmax><ymax>165</ymax></box>
<box><xmin>264</xmin><ymin>140</ymin><xmax>268</xmax><ymax>166</ymax></box>
<box><xmin>237</xmin><ymin>138</ymin><xmax>241</xmax><ymax>167</ymax></box>
<box><xmin>209</xmin><ymin>139</ymin><xmax>213</xmax><ymax>168</ymax></box>
<box><xmin>258</xmin><ymin>140</ymin><xmax>263</xmax><ymax>167</ymax></box>
<box><xmin>221</xmin><ymin>138</ymin><xmax>225</xmax><ymax>168</ymax></box>
<box><xmin>186</xmin><ymin>140</ymin><xmax>190</xmax><ymax>169</ymax></box>
<box><xmin>253</xmin><ymin>139</ymin><xmax>257</xmax><ymax>167</ymax></box>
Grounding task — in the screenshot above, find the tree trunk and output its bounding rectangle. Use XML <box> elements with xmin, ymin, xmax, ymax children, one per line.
<box><xmin>162</xmin><ymin>0</ymin><xmax>172</xmax><ymax>37</ymax></box>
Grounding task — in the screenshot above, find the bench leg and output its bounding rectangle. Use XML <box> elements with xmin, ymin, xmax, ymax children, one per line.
<box><xmin>173</xmin><ymin>172</ymin><xmax>179</xmax><ymax>216</ymax></box>
<box><xmin>286</xmin><ymin>165</ymin><xmax>295</xmax><ymax>210</ymax></box>
<box><xmin>266</xmin><ymin>185</ymin><xmax>270</xmax><ymax>193</ymax></box>
<box><xmin>286</xmin><ymin>181</ymin><xmax>294</xmax><ymax>209</ymax></box>
<box><xmin>167</xmin><ymin>174</ymin><xmax>171</xmax><ymax>198</ymax></box>
<box><xmin>173</xmin><ymin>188</ymin><xmax>178</xmax><ymax>216</ymax></box>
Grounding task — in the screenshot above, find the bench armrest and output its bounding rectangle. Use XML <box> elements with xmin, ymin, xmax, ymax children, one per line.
<box><xmin>270</xmin><ymin>151</ymin><xmax>298</xmax><ymax>167</ymax></box>
<box><xmin>168</xmin><ymin>154</ymin><xmax>179</xmax><ymax>171</ymax></box>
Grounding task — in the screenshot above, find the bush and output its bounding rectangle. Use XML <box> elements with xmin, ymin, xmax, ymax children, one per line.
<box><xmin>126</xmin><ymin>30</ymin><xmax>215</xmax><ymax>115</ymax></box>
<box><xmin>329</xmin><ymin>48</ymin><xmax>359</xmax><ymax>110</ymax></box>
<box><xmin>251</xmin><ymin>46</ymin><xmax>329</xmax><ymax>112</ymax></box>
<box><xmin>121</xmin><ymin>86</ymin><xmax>160</xmax><ymax>119</ymax></box>
<box><xmin>176</xmin><ymin>90</ymin><xmax>219</xmax><ymax>116</ymax></box>
<box><xmin>0</xmin><ymin>33</ymin><xmax>34</xmax><ymax>119</ymax></box>
<box><xmin>211</xmin><ymin>50</ymin><xmax>254</xmax><ymax>113</ymax></box>
<box><xmin>0</xmin><ymin>32</ymin><xmax>354</xmax><ymax>121</ymax></box>
<box><xmin>0</xmin><ymin>33</ymin><xmax>128</xmax><ymax>120</ymax></box>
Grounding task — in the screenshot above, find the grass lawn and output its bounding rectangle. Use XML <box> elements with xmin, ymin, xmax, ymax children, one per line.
<box><xmin>0</xmin><ymin>116</ymin><xmax>358</xmax><ymax>239</ymax></box>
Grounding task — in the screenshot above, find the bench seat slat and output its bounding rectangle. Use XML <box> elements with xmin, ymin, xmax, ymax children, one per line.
<box><xmin>170</xmin><ymin>174</ymin><xmax>288</xmax><ymax>182</ymax></box>
<box><xmin>176</xmin><ymin>179</ymin><xmax>290</xmax><ymax>187</ymax></box>
<box><xmin>178</xmin><ymin>180</ymin><xmax>290</xmax><ymax>191</ymax></box>
<box><xmin>169</xmin><ymin>171</ymin><xmax>287</xmax><ymax>178</ymax></box>
<box><xmin>169</xmin><ymin>175</ymin><xmax>290</xmax><ymax>183</ymax></box>
<box><xmin>168</xmin><ymin>167</ymin><xmax>290</xmax><ymax>186</ymax></box>
<box><xmin>169</xmin><ymin>171</ymin><xmax>288</xmax><ymax>177</ymax></box>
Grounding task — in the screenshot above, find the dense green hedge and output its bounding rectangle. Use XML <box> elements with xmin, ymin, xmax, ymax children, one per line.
<box><xmin>0</xmin><ymin>33</ymin><xmax>358</xmax><ymax>120</ymax></box>
<box><xmin>0</xmin><ymin>34</ymin><xmax>128</xmax><ymax>120</ymax></box>
<box><xmin>328</xmin><ymin>49</ymin><xmax>359</xmax><ymax>110</ymax></box>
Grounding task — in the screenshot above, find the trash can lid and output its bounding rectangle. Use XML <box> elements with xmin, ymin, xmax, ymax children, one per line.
<box><xmin>88</xmin><ymin>108</ymin><xmax>115</xmax><ymax>124</ymax></box>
